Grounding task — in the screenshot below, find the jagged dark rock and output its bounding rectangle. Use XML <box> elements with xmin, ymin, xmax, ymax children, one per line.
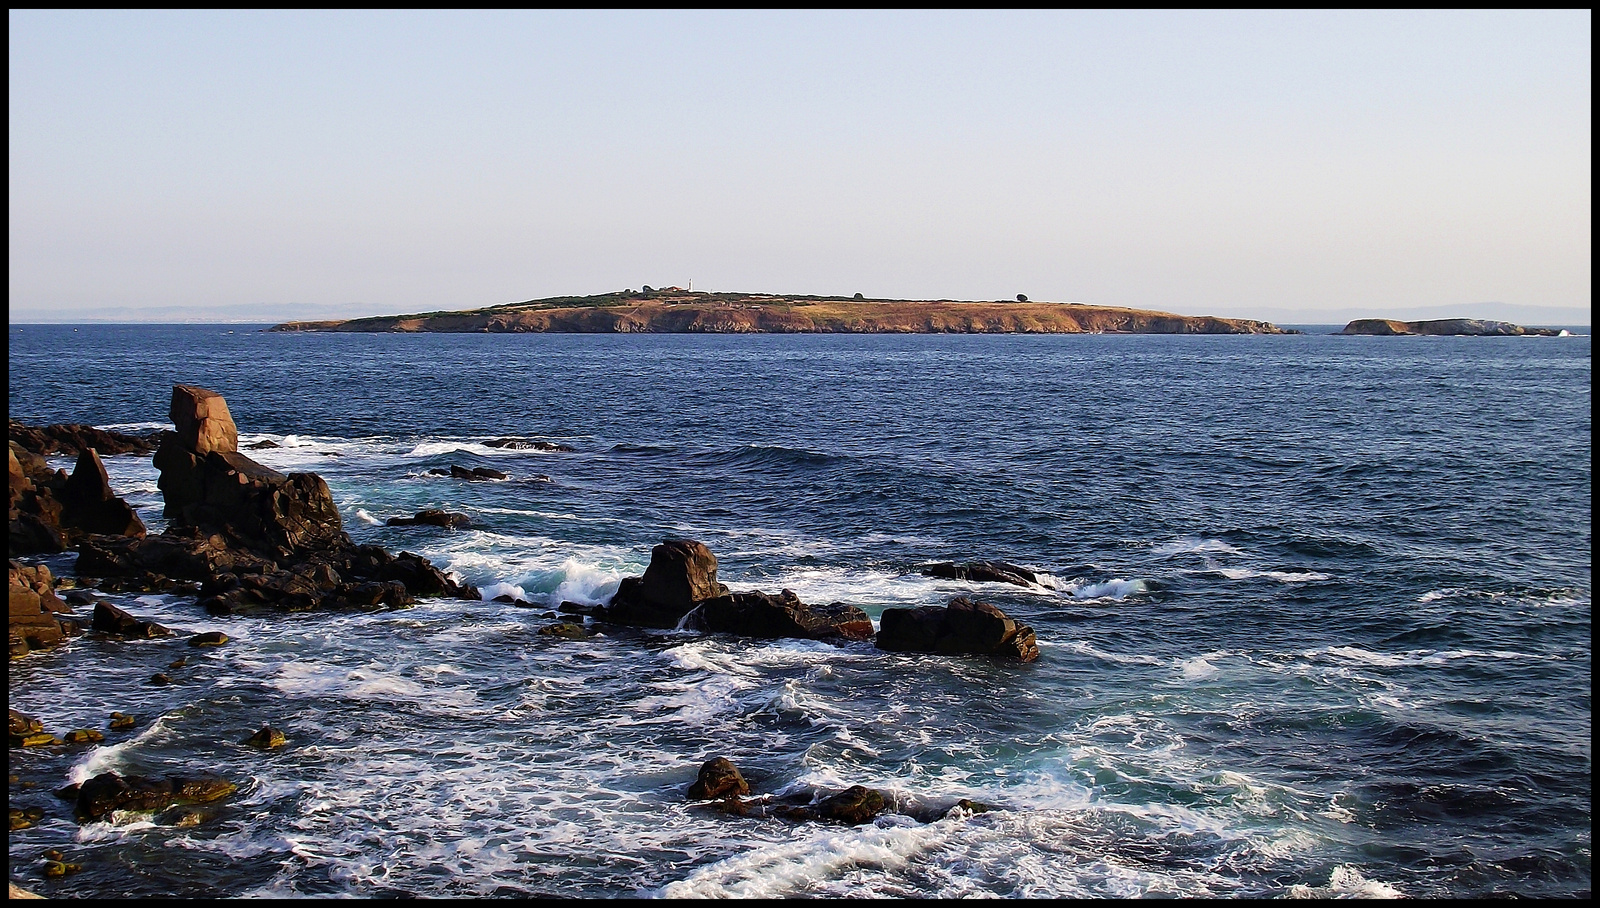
<box><xmin>59</xmin><ymin>448</ymin><xmax>146</xmax><ymax>538</ymax></box>
<box><xmin>78</xmin><ymin>386</ymin><xmax>479</xmax><ymax>611</ymax></box>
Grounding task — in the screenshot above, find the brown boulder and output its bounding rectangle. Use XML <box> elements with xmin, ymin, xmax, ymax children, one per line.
<box><xmin>605</xmin><ymin>539</ymin><xmax>730</xmax><ymax>628</ymax></box>
<box><xmin>686</xmin><ymin>756</ymin><xmax>751</xmax><ymax>800</ymax></box>
<box><xmin>168</xmin><ymin>384</ymin><xmax>239</xmax><ymax>455</ymax></box>
<box><xmin>875</xmin><ymin>596</ymin><xmax>1039</xmax><ymax>661</ymax></box>
<box><xmin>9</xmin><ymin>561</ymin><xmax>78</xmax><ymax>657</ymax></box>
<box><xmin>153</xmin><ymin>432</ymin><xmax>347</xmax><ymax>557</ymax></box>
<box><xmin>816</xmin><ymin>785</ymin><xmax>889</xmax><ymax>824</ymax></box>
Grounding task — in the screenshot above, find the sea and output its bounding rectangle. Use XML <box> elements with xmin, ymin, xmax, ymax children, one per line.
<box><xmin>6</xmin><ymin>323</ymin><xmax>1591</xmax><ymax>899</ymax></box>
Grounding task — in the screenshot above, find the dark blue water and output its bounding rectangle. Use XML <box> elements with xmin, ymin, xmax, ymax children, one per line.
<box><xmin>7</xmin><ymin>324</ymin><xmax>1591</xmax><ymax>898</ymax></box>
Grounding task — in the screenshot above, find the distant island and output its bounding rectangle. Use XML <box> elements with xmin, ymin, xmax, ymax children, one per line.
<box><xmin>1339</xmin><ymin>318</ymin><xmax>1565</xmax><ymax>337</ymax></box>
<box><xmin>268</xmin><ymin>290</ymin><xmax>1294</xmax><ymax>335</ymax></box>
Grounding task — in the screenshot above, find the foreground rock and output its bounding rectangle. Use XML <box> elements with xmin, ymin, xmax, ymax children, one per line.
<box><xmin>604</xmin><ymin>539</ymin><xmax>729</xmax><ymax>628</ymax></box>
<box><xmin>74</xmin><ymin>385</ymin><xmax>478</xmax><ymax>611</ymax></box>
<box><xmin>9</xmin><ymin>562</ymin><xmax>81</xmax><ymax>658</ymax></box>
<box><xmin>1340</xmin><ymin>318</ymin><xmax>1561</xmax><ymax>337</ymax></box>
<box><xmin>683</xmin><ymin>588</ymin><xmax>874</xmax><ymax>641</ymax></box>
<box><xmin>876</xmin><ymin>596</ymin><xmax>1039</xmax><ymax>661</ymax></box>
<box><xmin>921</xmin><ymin>560</ymin><xmax>1039</xmax><ymax>586</ymax></box>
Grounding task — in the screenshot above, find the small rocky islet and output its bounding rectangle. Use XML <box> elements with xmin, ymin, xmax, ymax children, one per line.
<box><xmin>9</xmin><ymin>383</ymin><xmax>1044</xmax><ymax>854</ymax></box>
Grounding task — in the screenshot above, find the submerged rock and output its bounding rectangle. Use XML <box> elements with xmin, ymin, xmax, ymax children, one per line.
<box><xmin>686</xmin><ymin>757</ymin><xmax>751</xmax><ymax>801</ymax></box>
<box><xmin>242</xmin><ymin>725</ymin><xmax>287</xmax><ymax>749</ymax></box>
<box><xmin>815</xmin><ymin>785</ymin><xmax>889</xmax><ymax>825</ymax></box>
<box><xmin>536</xmin><ymin>621</ymin><xmax>589</xmax><ymax>639</ymax></box>
<box><xmin>485</xmin><ymin>438</ymin><xmax>576</xmax><ymax>452</ymax></box>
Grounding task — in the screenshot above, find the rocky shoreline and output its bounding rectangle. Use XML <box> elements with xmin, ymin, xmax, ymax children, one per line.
<box><xmin>268</xmin><ymin>289</ymin><xmax>1295</xmax><ymax>335</ymax></box>
<box><xmin>10</xmin><ymin>384</ymin><xmax>1048</xmax><ymax>864</ymax></box>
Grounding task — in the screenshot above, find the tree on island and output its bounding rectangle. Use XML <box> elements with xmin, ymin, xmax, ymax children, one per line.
<box><xmin>1016</xmin><ymin>294</ymin><xmax>1028</xmax><ymax>302</ymax></box>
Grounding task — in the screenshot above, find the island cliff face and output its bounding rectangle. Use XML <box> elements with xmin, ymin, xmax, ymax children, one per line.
<box><xmin>269</xmin><ymin>291</ymin><xmax>1293</xmax><ymax>335</ymax></box>
<box><xmin>1340</xmin><ymin>318</ymin><xmax>1562</xmax><ymax>337</ymax></box>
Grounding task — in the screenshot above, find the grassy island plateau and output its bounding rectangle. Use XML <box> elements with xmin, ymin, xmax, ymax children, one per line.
<box><xmin>269</xmin><ymin>291</ymin><xmax>1294</xmax><ymax>335</ymax></box>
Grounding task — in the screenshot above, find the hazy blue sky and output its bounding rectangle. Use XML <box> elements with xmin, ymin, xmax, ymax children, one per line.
<box><xmin>9</xmin><ymin>10</ymin><xmax>1591</xmax><ymax>323</ymax></box>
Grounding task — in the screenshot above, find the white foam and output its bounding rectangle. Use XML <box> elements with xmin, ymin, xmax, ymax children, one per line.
<box><xmin>1308</xmin><ymin>645</ymin><xmax>1564</xmax><ymax>668</ymax></box>
<box><xmin>404</xmin><ymin>441</ymin><xmax>506</xmax><ymax>458</ymax></box>
<box><xmin>270</xmin><ymin>661</ymin><xmax>478</xmax><ymax>711</ymax></box>
<box><xmin>1213</xmin><ymin>568</ymin><xmax>1330</xmax><ymax>583</ymax></box>
<box><xmin>478</xmin><ymin>581</ymin><xmax>529</xmax><ymax>602</ymax></box>
<box><xmin>1058</xmin><ymin>640</ymin><xmax>1165</xmax><ymax>666</ymax></box>
<box><xmin>1179</xmin><ymin>656</ymin><xmax>1220</xmax><ymax>680</ymax></box>
<box><xmin>1153</xmin><ymin>537</ymin><xmax>1242</xmax><ymax>556</ymax></box>
<box><xmin>657</xmin><ymin>818</ymin><xmax>954</xmax><ymax>899</ymax></box>
<box><xmin>1066</xmin><ymin>578</ymin><xmax>1149</xmax><ymax>600</ymax></box>
<box><xmin>1286</xmin><ymin>865</ymin><xmax>1405</xmax><ymax>899</ymax></box>
<box><xmin>354</xmin><ymin>508</ymin><xmax>383</xmax><ymax>526</ymax></box>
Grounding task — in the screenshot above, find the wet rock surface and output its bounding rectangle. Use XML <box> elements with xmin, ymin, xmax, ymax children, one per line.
<box><xmin>604</xmin><ymin>539</ymin><xmax>730</xmax><ymax>628</ymax></box>
<box><xmin>876</xmin><ymin>596</ymin><xmax>1040</xmax><ymax>661</ymax></box>
<box><xmin>684</xmin><ymin>588</ymin><xmax>874</xmax><ymax>641</ymax></box>
<box><xmin>921</xmin><ymin>560</ymin><xmax>1039</xmax><ymax>586</ymax></box>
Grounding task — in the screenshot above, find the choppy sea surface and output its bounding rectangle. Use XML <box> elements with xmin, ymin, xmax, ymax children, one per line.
<box><xmin>7</xmin><ymin>323</ymin><xmax>1590</xmax><ymax>899</ymax></box>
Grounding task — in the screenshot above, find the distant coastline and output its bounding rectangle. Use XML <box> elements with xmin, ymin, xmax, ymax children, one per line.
<box><xmin>267</xmin><ymin>291</ymin><xmax>1295</xmax><ymax>335</ymax></box>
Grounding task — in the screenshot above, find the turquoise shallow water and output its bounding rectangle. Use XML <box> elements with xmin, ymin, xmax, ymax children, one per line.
<box><xmin>7</xmin><ymin>324</ymin><xmax>1591</xmax><ymax>898</ymax></box>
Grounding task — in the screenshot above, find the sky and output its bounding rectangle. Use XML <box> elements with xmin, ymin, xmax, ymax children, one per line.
<box><xmin>8</xmin><ymin>10</ymin><xmax>1592</xmax><ymax>324</ymax></box>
